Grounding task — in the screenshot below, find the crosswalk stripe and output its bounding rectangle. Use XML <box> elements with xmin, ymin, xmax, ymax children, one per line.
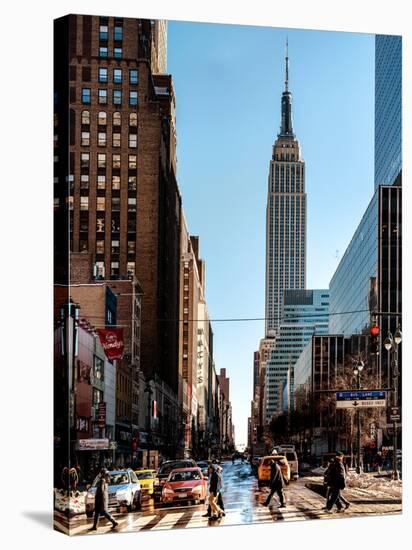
<box><xmin>150</xmin><ymin>512</ymin><xmax>186</xmax><ymax>530</ymax></box>
<box><xmin>129</xmin><ymin>514</ymin><xmax>157</xmax><ymax>529</ymax></box>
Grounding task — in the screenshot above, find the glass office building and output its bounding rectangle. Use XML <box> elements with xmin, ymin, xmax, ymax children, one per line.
<box><xmin>375</xmin><ymin>35</ymin><xmax>402</xmax><ymax>188</ymax></box>
<box><xmin>264</xmin><ymin>289</ymin><xmax>329</xmax><ymax>422</ymax></box>
<box><xmin>329</xmin><ymin>190</ymin><xmax>378</xmax><ymax>336</ymax></box>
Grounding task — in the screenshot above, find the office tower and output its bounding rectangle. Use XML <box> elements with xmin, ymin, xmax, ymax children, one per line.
<box><xmin>265</xmin><ymin>42</ymin><xmax>306</xmax><ymax>337</ymax></box>
<box><xmin>375</xmin><ymin>35</ymin><xmax>402</xmax><ymax>188</ymax></box>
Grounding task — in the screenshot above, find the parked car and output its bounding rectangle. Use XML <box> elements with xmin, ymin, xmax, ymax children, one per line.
<box><xmin>85</xmin><ymin>469</ymin><xmax>141</xmax><ymax>517</ymax></box>
<box><xmin>195</xmin><ymin>460</ymin><xmax>210</xmax><ymax>478</ymax></box>
<box><xmin>154</xmin><ymin>459</ymin><xmax>196</xmax><ymax>500</ymax></box>
<box><xmin>134</xmin><ymin>469</ymin><xmax>156</xmax><ymax>497</ymax></box>
<box><xmin>257</xmin><ymin>455</ymin><xmax>291</xmax><ymax>487</ymax></box>
<box><xmin>161</xmin><ymin>467</ymin><xmax>207</xmax><ymax>505</ymax></box>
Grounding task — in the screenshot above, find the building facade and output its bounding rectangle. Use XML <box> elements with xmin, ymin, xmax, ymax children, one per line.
<box><xmin>374</xmin><ymin>35</ymin><xmax>402</xmax><ymax>189</ymax></box>
<box><xmin>265</xmin><ymin>44</ymin><xmax>306</xmax><ymax>336</ymax></box>
<box><xmin>264</xmin><ymin>289</ymin><xmax>329</xmax><ymax>423</ymax></box>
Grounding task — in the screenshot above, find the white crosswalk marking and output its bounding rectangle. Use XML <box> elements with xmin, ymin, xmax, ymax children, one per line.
<box><xmin>150</xmin><ymin>512</ymin><xmax>186</xmax><ymax>530</ymax></box>
<box><xmin>129</xmin><ymin>514</ymin><xmax>157</xmax><ymax>529</ymax></box>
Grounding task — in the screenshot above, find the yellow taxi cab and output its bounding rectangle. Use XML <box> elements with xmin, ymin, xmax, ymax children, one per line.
<box><xmin>257</xmin><ymin>455</ymin><xmax>290</xmax><ymax>488</ymax></box>
<box><xmin>134</xmin><ymin>469</ymin><xmax>156</xmax><ymax>497</ymax></box>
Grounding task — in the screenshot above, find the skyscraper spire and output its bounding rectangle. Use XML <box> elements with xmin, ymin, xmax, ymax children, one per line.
<box><xmin>285</xmin><ymin>37</ymin><xmax>289</xmax><ymax>92</ymax></box>
<box><xmin>279</xmin><ymin>39</ymin><xmax>294</xmax><ymax>138</ymax></box>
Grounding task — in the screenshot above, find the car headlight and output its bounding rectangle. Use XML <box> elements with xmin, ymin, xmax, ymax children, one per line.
<box><xmin>86</xmin><ymin>493</ymin><xmax>95</xmax><ymax>503</ymax></box>
<box><xmin>163</xmin><ymin>487</ymin><xmax>174</xmax><ymax>495</ymax></box>
<box><xmin>116</xmin><ymin>489</ymin><xmax>129</xmax><ymax>500</ymax></box>
<box><xmin>154</xmin><ymin>478</ymin><xmax>160</xmax><ymax>486</ymax></box>
<box><xmin>192</xmin><ymin>485</ymin><xmax>203</xmax><ymax>493</ymax></box>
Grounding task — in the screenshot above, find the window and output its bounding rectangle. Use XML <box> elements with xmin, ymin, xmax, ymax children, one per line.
<box><xmin>112</xmin><ymin>175</ymin><xmax>120</xmax><ymax>190</ymax></box>
<box><xmin>113</xmin><ymin>90</ymin><xmax>122</xmax><ymax>105</ymax></box>
<box><xmin>129</xmin><ymin>69</ymin><xmax>138</xmax><ymax>85</ymax></box>
<box><xmin>111</xmin><ymin>240</ymin><xmax>120</xmax><ymax>254</ymax></box>
<box><xmin>98</xmin><ymin>132</ymin><xmax>106</xmax><ymax>146</ymax></box>
<box><xmin>99</xmin><ymin>47</ymin><xmax>108</xmax><ymax>58</ymax></box>
<box><xmin>80</xmin><ymin>175</ymin><xmax>89</xmax><ymax>189</ymax></box>
<box><xmin>112</xmin><ymin>197</ymin><xmax>120</xmax><ymax>211</ymax></box>
<box><xmin>96</xmin><ymin>218</ymin><xmax>105</xmax><ymax>232</ymax></box>
<box><xmin>127</xmin><ymin>241</ymin><xmax>136</xmax><ymax>255</ymax></box>
<box><xmin>67</xmin><ymin>196</ymin><xmax>74</xmax><ymax>210</ymax></box>
<box><xmin>97</xmin><ymin>175</ymin><xmax>106</xmax><ymax>189</ymax></box>
<box><xmin>113</xmin><ymin>111</ymin><xmax>121</xmax><ymax>126</ymax></box>
<box><xmin>98</xmin><ymin>111</ymin><xmax>107</xmax><ymax>125</ymax></box>
<box><xmin>114</xmin><ymin>26</ymin><xmax>123</xmax><ymax>41</ymax></box>
<box><xmin>114</xmin><ymin>47</ymin><xmax>122</xmax><ymax>59</ymax></box>
<box><xmin>128</xmin><ymin>155</ymin><xmax>137</xmax><ymax>169</ymax></box>
<box><xmin>128</xmin><ymin>198</ymin><xmax>136</xmax><ymax>211</ymax></box>
<box><xmin>98</xmin><ymin>67</ymin><xmax>108</xmax><ymax>83</ymax></box>
<box><xmin>129</xmin><ymin>113</ymin><xmax>137</xmax><ymax>126</ymax></box>
<box><xmin>97</xmin><ymin>153</ymin><xmax>106</xmax><ymax>168</ymax></box>
<box><xmin>128</xmin><ymin>176</ymin><xmax>136</xmax><ymax>191</ymax></box>
<box><xmin>80</xmin><ymin>197</ymin><xmax>89</xmax><ymax>210</ymax></box>
<box><xmin>112</xmin><ymin>133</ymin><xmax>121</xmax><ymax>147</ymax></box>
<box><xmin>81</xmin><ymin>153</ymin><xmax>89</xmax><ymax>168</ymax></box>
<box><xmin>129</xmin><ymin>91</ymin><xmax>138</xmax><ymax>105</ymax></box>
<box><xmin>97</xmin><ymin>197</ymin><xmax>106</xmax><ymax>211</ymax></box>
<box><xmin>79</xmin><ymin>239</ymin><xmax>88</xmax><ymax>252</ymax></box>
<box><xmin>81</xmin><ymin>88</ymin><xmax>91</xmax><ymax>104</ymax></box>
<box><xmin>113</xmin><ymin>68</ymin><xmax>122</xmax><ymax>84</ymax></box>
<box><xmin>98</xmin><ymin>89</ymin><xmax>107</xmax><ymax>104</ymax></box>
<box><xmin>129</xmin><ymin>134</ymin><xmax>137</xmax><ymax>148</ymax></box>
<box><xmin>81</xmin><ymin>110</ymin><xmax>90</xmax><ymax>125</ymax></box>
<box><xmin>111</xmin><ymin>262</ymin><xmax>119</xmax><ymax>276</ymax></box>
<box><xmin>112</xmin><ymin>154</ymin><xmax>121</xmax><ymax>169</ymax></box>
<box><xmin>127</xmin><ymin>262</ymin><xmax>135</xmax><ymax>275</ymax></box>
<box><xmin>99</xmin><ymin>25</ymin><xmax>108</xmax><ymax>40</ymax></box>
<box><xmin>81</xmin><ymin>131</ymin><xmax>90</xmax><ymax>146</ymax></box>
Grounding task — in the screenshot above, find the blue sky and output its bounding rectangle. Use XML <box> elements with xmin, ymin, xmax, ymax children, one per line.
<box><xmin>168</xmin><ymin>21</ymin><xmax>375</xmax><ymax>445</ymax></box>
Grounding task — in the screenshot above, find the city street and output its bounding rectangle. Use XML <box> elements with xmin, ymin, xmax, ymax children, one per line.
<box><xmin>54</xmin><ymin>461</ymin><xmax>401</xmax><ymax>535</ymax></box>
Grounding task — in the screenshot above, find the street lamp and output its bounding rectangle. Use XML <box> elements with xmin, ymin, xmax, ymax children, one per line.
<box><xmin>353</xmin><ymin>357</ymin><xmax>364</xmax><ymax>474</ymax></box>
<box><xmin>384</xmin><ymin>325</ymin><xmax>401</xmax><ymax>481</ymax></box>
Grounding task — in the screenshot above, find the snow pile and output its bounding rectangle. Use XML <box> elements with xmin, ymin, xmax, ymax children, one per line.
<box><xmin>54</xmin><ymin>489</ymin><xmax>86</xmax><ymax>516</ymax></box>
<box><xmin>346</xmin><ymin>474</ymin><xmax>402</xmax><ymax>500</ymax></box>
<box><xmin>310</xmin><ymin>466</ymin><xmax>326</xmax><ymax>476</ymax></box>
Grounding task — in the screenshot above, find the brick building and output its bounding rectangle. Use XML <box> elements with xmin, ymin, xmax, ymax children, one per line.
<box><xmin>54</xmin><ymin>14</ymin><xmax>182</xmax><ymax>459</ymax></box>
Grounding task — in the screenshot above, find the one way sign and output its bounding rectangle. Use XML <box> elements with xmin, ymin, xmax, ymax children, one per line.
<box><xmin>336</xmin><ymin>390</ymin><xmax>387</xmax><ymax>409</ymax></box>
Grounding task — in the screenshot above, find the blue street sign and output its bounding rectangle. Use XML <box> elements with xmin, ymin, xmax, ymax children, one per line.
<box><xmin>336</xmin><ymin>390</ymin><xmax>386</xmax><ymax>401</ymax></box>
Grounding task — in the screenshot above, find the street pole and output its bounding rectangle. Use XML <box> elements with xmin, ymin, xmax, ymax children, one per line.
<box><xmin>353</xmin><ymin>357</ymin><xmax>364</xmax><ymax>475</ymax></box>
<box><xmin>392</xmin><ymin>347</ymin><xmax>399</xmax><ymax>480</ymax></box>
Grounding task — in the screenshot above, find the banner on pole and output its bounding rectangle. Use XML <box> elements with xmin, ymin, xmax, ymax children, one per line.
<box><xmin>97</xmin><ymin>328</ymin><xmax>124</xmax><ymax>361</ymax></box>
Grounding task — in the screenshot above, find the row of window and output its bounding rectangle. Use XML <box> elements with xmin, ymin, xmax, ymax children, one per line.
<box><xmin>69</xmin><ymin>196</ymin><xmax>137</xmax><ymax>211</ymax></box>
<box><xmin>79</xmin><ymin>153</ymin><xmax>137</xmax><ymax>169</ymax></box>
<box><xmin>81</xmin><ymin>131</ymin><xmax>137</xmax><ymax>148</ymax></box>
<box><xmin>81</xmin><ymin>110</ymin><xmax>137</xmax><ymax>126</ymax></box>
<box><xmin>82</xmin><ymin>88</ymin><xmax>138</xmax><ymax>106</ymax></box>
<box><xmin>99</xmin><ymin>24</ymin><xmax>123</xmax><ymax>42</ymax></box>
<box><xmin>98</xmin><ymin>67</ymin><xmax>138</xmax><ymax>85</ymax></box>
<box><xmin>76</xmin><ymin>174</ymin><xmax>137</xmax><ymax>191</ymax></box>
<box><xmin>99</xmin><ymin>47</ymin><xmax>122</xmax><ymax>59</ymax></box>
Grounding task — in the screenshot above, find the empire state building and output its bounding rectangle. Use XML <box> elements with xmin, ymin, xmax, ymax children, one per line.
<box><xmin>265</xmin><ymin>44</ymin><xmax>306</xmax><ymax>337</ymax></box>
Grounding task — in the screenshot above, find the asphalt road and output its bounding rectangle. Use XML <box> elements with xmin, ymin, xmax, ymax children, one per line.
<box><xmin>54</xmin><ymin>461</ymin><xmax>401</xmax><ymax>536</ymax></box>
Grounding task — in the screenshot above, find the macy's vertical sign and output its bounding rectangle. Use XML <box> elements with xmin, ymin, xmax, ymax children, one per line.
<box><xmin>96</xmin><ymin>329</ymin><xmax>125</xmax><ymax>361</ymax></box>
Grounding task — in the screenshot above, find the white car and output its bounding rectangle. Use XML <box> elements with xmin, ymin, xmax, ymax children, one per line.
<box><xmin>85</xmin><ymin>469</ymin><xmax>142</xmax><ymax>517</ymax></box>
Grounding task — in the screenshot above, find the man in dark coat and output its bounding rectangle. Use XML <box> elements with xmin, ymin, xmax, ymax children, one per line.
<box><xmin>263</xmin><ymin>459</ymin><xmax>286</xmax><ymax>508</ymax></box>
<box><xmin>207</xmin><ymin>464</ymin><xmax>224</xmax><ymax>520</ymax></box>
<box><xmin>202</xmin><ymin>463</ymin><xmax>225</xmax><ymax>518</ymax></box>
<box><xmin>89</xmin><ymin>468</ymin><xmax>118</xmax><ymax>531</ymax></box>
<box><xmin>325</xmin><ymin>453</ymin><xmax>349</xmax><ymax>512</ymax></box>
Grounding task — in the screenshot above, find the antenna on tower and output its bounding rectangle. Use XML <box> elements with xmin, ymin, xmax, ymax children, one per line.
<box><xmin>285</xmin><ymin>37</ymin><xmax>289</xmax><ymax>92</ymax></box>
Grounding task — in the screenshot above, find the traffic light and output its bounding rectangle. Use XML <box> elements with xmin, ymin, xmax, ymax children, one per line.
<box><xmin>370</xmin><ymin>324</ymin><xmax>380</xmax><ymax>355</ymax></box>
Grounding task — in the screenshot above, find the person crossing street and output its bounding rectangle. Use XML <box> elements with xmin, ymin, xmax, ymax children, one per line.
<box><xmin>88</xmin><ymin>468</ymin><xmax>118</xmax><ymax>531</ymax></box>
<box><xmin>207</xmin><ymin>464</ymin><xmax>224</xmax><ymax>520</ymax></box>
<box><xmin>263</xmin><ymin>459</ymin><xmax>287</xmax><ymax>508</ymax></box>
<box><xmin>325</xmin><ymin>453</ymin><xmax>350</xmax><ymax>513</ymax></box>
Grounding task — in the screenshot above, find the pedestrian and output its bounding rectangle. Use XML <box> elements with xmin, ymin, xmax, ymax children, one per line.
<box><xmin>89</xmin><ymin>468</ymin><xmax>118</xmax><ymax>531</ymax></box>
<box><xmin>325</xmin><ymin>452</ymin><xmax>350</xmax><ymax>513</ymax></box>
<box><xmin>263</xmin><ymin>459</ymin><xmax>286</xmax><ymax>508</ymax></box>
<box><xmin>375</xmin><ymin>451</ymin><xmax>383</xmax><ymax>474</ymax></box>
<box><xmin>322</xmin><ymin>459</ymin><xmax>334</xmax><ymax>509</ymax></box>
<box><xmin>203</xmin><ymin>464</ymin><xmax>226</xmax><ymax>518</ymax></box>
<box><xmin>207</xmin><ymin>464</ymin><xmax>224</xmax><ymax>520</ymax></box>
<box><xmin>61</xmin><ymin>466</ymin><xmax>70</xmax><ymax>495</ymax></box>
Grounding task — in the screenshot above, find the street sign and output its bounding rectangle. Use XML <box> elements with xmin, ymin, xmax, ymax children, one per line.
<box><xmin>97</xmin><ymin>402</ymin><xmax>106</xmax><ymax>428</ymax></box>
<box><xmin>336</xmin><ymin>390</ymin><xmax>387</xmax><ymax>409</ymax></box>
<box><xmin>389</xmin><ymin>406</ymin><xmax>401</xmax><ymax>422</ymax></box>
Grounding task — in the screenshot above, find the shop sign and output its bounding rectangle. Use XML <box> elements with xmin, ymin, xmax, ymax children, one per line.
<box><xmin>96</xmin><ymin>329</ymin><xmax>124</xmax><ymax>361</ymax></box>
<box><xmin>76</xmin><ymin>438</ymin><xmax>109</xmax><ymax>451</ymax></box>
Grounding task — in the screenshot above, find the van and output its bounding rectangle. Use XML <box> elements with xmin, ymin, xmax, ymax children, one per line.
<box><xmin>284</xmin><ymin>451</ymin><xmax>299</xmax><ymax>479</ymax></box>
